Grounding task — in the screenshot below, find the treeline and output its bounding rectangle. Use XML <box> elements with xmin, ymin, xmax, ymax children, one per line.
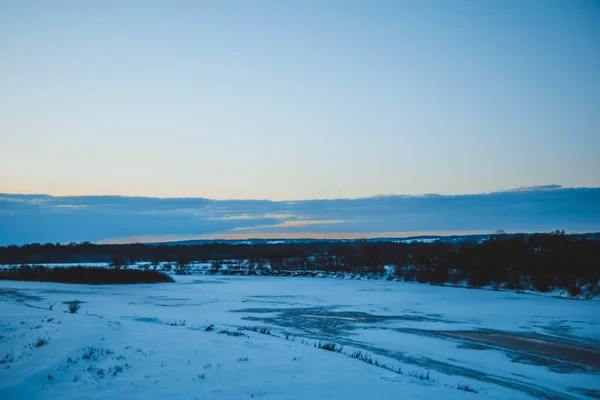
<box><xmin>0</xmin><ymin>266</ymin><xmax>174</xmax><ymax>284</ymax></box>
<box><xmin>1</xmin><ymin>232</ymin><xmax>599</xmax><ymax>293</ymax></box>
<box><xmin>0</xmin><ymin>241</ymin><xmax>325</xmax><ymax>265</ymax></box>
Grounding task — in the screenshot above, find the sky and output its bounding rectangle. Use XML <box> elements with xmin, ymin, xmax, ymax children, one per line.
<box><xmin>1</xmin><ymin>0</ymin><xmax>599</xmax><ymax>201</ymax></box>
<box><xmin>1</xmin><ymin>186</ymin><xmax>599</xmax><ymax>245</ymax></box>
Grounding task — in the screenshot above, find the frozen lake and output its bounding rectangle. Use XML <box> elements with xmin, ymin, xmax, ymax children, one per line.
<box><xmin>1</xmin><ymin>276</ymin><xmax>598</xmax><ymax>399</ymax></box>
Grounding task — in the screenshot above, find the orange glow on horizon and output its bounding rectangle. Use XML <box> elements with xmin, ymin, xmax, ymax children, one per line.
<box><xmin>99</xmin><ymin>230</ymin><xmax>498</xmax><ymax>244</ymax></box>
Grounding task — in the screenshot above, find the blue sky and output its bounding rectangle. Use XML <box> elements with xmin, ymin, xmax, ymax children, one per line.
<box><xmin>1</xmin><ymin>1</ymin><xmax>599</xmax><ymax>244</ymax></box>
<box><xmin>1</xmin><ymin>186</ymin><xmax>599</xmax><ymax>245</ymax></box>
<box><xmin>1</xmin><ymin>1</ymin><xmax>599</xmax><ymax>201</ymax></box>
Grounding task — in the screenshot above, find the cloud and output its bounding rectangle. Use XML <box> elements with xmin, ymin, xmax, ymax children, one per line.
<box><xmin>232</xmin><ymin>219</ymin><xmax>346</xmax><ymax>231</ymax></box>
<box><xmin>505</xmin><ymin>184</ymin><xmax>562</xmax><ymax>192</ymax></box>
<box><xmin>210</xmin><ymin>213</ymin><xmax>297</xmax><ymax>221</ymax></box>
<box><xmin>274</xmin><ymin>219</ymin><xmax>346</xmax><ymax>228</ymax></box>
<box><xmin>1</xmin><ymin>187</ymin><xmax>599</xmax><ymax>245</ymax></box>
<box><xmin>212</xmin><ymin>214</ymin><xmax>261</xmax><ymax>220</ymax></box>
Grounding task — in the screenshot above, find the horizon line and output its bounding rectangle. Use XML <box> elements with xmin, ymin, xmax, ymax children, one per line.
<box><xmin>97</xmin><ymin>229</ymin><xmax>600</xmax><ymax>245</ymax></box>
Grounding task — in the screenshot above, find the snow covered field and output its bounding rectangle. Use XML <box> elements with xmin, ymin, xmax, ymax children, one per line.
<box><xmin>1</xmin><ymin>276</ymin><xmax>598</xmax><ymax>399</ymax></box>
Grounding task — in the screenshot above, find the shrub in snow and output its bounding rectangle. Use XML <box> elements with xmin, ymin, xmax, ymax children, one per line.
<box><xmin>409</xmin><ymin>370</ymin><xmax>431</xmax><ymax>381</ymax></box>
<box><xmin>317</xmin><ymin>342</ymin><xmax>341</xmax><ymax>352</ymax></box>
<box><xmin>82</xmin><ymin>346</ymin><xmax>114</xmax><ymax>361</ymax></box>
<box><xmin>218</xmin><ymin>329</ymin><xmax>247</xmax><ymax>337</ymax></box>
<box><xmin>456</xmin><ymin>384</ymin><xmax>478</xmax><ymax>393</ymax></box>
<box><xmin>67</xmin><ymin>301</ymin><xmax>81</xmax><ymax>314</ymax></box>
<box><xmin>1</xmin><ymin>352</ymin><xmax>15</xmax><ymax>365</ymax></box>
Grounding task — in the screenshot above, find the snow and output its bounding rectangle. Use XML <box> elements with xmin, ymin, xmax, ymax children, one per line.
<box><xmin>394</xmin><ymin>238</ymin><xmax>440</xmax><ymax>244</ymax></box>
<box><xmin>3</xmin><ymin>262</ymin><xmax>597</xmax><ymax>301</ymax></box>
<box><xmin>1</xmin><ymin>276</ymin><xmax>598</xmax><ymax>399</ymax></box>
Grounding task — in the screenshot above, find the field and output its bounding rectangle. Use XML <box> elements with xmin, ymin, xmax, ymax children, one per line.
<box><xmin>1</xmin><ymin>275</ymin><xmax>598</xmax><ymax>399</ymax></box>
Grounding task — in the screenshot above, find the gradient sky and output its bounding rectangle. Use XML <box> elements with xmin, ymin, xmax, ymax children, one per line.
<box><xmin>1</xmin><ymin>0</ymin><xmax>599</xmax><ymax>200</ymax></box>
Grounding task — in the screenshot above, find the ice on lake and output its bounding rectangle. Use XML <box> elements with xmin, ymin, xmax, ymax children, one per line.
<box><xmin>1</xmin><ymin>276</ymin><xmax>598</xmax><ymax>399</ymax></box>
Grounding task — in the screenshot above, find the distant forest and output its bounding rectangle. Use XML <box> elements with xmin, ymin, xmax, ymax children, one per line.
<box><xmin>1</xmin><ymin>232</ymin><xmax>599</xmax><ymax>294</ymax></box>
<box><xmin>0</xmin><ymin>266</ymin><xmax>173</xmax><ymax>285</ymax></box>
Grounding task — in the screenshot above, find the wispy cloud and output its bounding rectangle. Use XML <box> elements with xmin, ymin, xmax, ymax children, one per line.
<box><xmin>232</xmin><ymin>219</ymin><xmax>346</xmax><ymax>231</ymax></box>
<box><xmin>212</xmin><ymin>214</ymin><xmax>261</xmax><ymax>220</ymax></box>
<box><xmin>274</xmin><ymin>219</ymin><xmax>346</xmax><ymax>228</ymax></box>
<box><xmin>505</xmin><ymin>184</ymin><xmax>562</xmax><ymax>192</ymax></box>
<box><xmin>210</xmin><ymin>213</ymin><xmax>297</xmax><ymax>221</ymax></box>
